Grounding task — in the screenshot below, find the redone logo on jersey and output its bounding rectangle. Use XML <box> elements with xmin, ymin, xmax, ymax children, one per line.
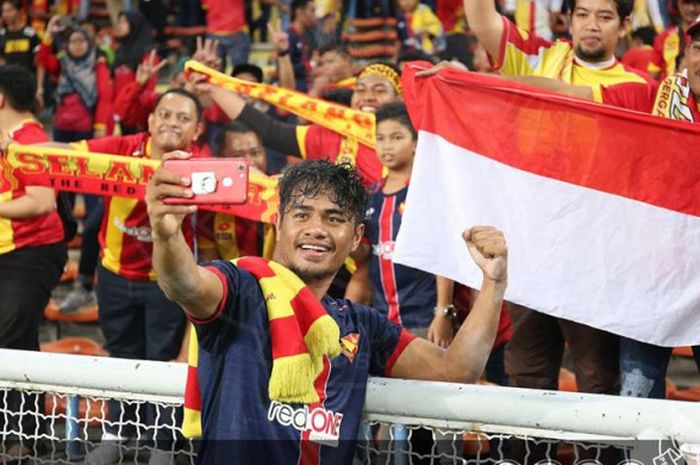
<box><xmin>267</xmin><ymin>401</ymin><xmax>344</xmax><ymax>447</ymax></box>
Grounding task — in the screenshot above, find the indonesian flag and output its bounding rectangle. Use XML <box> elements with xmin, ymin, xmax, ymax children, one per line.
<box><xmin>394</xmin><ymin>63</ymin><xmax>700</xmax><ymax>347</ymax></box>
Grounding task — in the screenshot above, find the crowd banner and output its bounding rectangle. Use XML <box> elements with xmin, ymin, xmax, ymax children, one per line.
<box><xmin>394</xmin><ymin>62</ymin><xmax>700</xmax><ymax>347</ymax></box>
<box><xmin>4</xmin><ymin>144</ymin><xmax>279</xmax><ymax>224</ymax></box>
<box><xmin>184</xmin><ymin>60</ymin><xmax>376</xmax><ymax>148</ymax></box>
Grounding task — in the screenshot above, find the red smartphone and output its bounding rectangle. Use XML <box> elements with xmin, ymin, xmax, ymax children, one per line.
<box><xmin>162</xmin><ymin>158</ymin><xmax>248</xmax><ymax>205</ymax></box>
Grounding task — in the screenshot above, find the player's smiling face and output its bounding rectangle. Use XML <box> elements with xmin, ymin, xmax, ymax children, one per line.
<box><xmin>275</xmin><ymin>189</ymin><xmax>363</xmax><ymax>286</ymax></box>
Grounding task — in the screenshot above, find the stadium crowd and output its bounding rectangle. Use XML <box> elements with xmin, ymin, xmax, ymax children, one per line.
<box><xmin>0</xmin><ymin>0</ymin><xmax>698</xmax><ymax>463</ymax></box>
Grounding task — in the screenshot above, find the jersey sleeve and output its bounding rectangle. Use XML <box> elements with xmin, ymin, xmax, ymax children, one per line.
<box><xmin>189</xmin><ymin>260</ymin><xmax>264</xmax><ymax>353</ymax></box>
<box><xmin>489</xmin><ymin>15</ymin><xmax>555</xmax><ymax>76</ymax></box>
<box><xmin>599</xmin><ymin>81</ymin><xmax>655</xmax><ymax>112</ymax></box>
<box><xmin>358</xmin><ymin>305</ymin><xmax>417</xmax><ymax>377</ymax></box>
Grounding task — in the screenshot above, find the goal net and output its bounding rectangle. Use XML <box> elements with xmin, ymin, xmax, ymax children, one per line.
<box><xmin>1</xmin><ymin>349</ymin><xmax>699</xmax><ymax>465</ymax></box>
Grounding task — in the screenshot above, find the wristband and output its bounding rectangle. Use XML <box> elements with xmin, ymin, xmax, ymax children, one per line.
<box><xmin>434</xmin><ymin>304</ymin><xmax>457</xmax><ymax>320</ymax></box>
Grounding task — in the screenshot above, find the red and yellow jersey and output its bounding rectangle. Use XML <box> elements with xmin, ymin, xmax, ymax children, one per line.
<box><xmin>295</xmin><ymin>124</ymin><xmax>383</xmax><ymax>186</ymax></box>
<box><xmin>437</xmin><ymin>0</ymin><xmax>467</xmax><ymax>34</ymax></box>
<box><xmin>492</xmin><ymin>16</ymin><xmax>653</xmax><ymax>105</ymax></box>
<box><xmin>197</xmin><ymin>211</ymin><xmax>276</xmax><ymax>260</ymax></box>
<box><xmin>648</xmin><ymin>26</ymin><xmax>689</xmax><ymax>80</ymax></box>
<box><xmin>73</xmin><ymin>133</ymin><xmax>196</xmax><ymax>280</ymax></box>
<box><xmin>0</xmin><ymin>120</ymin><xmax>63</xmax><ymax>255</ymax></box>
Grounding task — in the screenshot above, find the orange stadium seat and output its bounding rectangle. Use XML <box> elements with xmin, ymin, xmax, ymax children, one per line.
<box><xmin>72</xmin><ymin>202</ymin><xmax>85</xmax><ymax>219</ymax></box>
<box><xmin>558</xmin><ymin>368</ymin><xmax>578</xmax><ymax>392</ymax></box>
<box><xmin>673</xmin><ymin>346</ymin><xmax>694</xmax><ymax>358</ymax></box>
<box><xmin>60</xmin><ymin>260</ymin><xmax>78</xmax><ymax>283</ymax></box>
<box><xmin>67</xmin><ymin>234</ymin><xmax>82</xmax><ymax>249</ymax></box>
<box><xmin>41</xmin><ymin>337</ymin><xmax>108</xmax><ymax>425</ymax></box>
<box><xmin>44</xmin><ymin>300</ymin><xmax>99</xmax><ymax>324</ymax></box>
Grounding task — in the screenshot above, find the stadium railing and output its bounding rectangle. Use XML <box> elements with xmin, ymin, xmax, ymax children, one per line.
<box><xmin>1</xmin><ymin>348</ymin><xmax>699</xmax><ymax>465</ymax></box>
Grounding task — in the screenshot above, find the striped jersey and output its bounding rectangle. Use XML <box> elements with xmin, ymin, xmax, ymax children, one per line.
<box><xmin>0</xmin><ymin>120</ymin><xmax>63</xmax><ymax>255</ymax></box>
<box><xmin>364</xmin><ymin>181</ymin><xmax>436</xmax><ymax>329</ymax></box>
<box><xmin>197</xmin><ymin>211</ymin><xmax>276</xmax><ymax>260</ymax></box>
<box><xmin>492</xmin><ymin>16</ymin><xmax>653</xmax><ymax>104</ymax></box>
<box><xmin>75</xmin><ymin>133</ymin><xmax>196</xmax><ymax>280</ymax></box>
<box><xmin>191</xmin><ymin>260</ymin><xmax>415</xmax><ymax>465</ymax></box>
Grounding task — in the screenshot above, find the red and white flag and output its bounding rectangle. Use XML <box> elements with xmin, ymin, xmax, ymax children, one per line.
<box><xmin>394</xmin><ymin>63</ymin><xmax>700</xmax><ymax>346</ymax></box>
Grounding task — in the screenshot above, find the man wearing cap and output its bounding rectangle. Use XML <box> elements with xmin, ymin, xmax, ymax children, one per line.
<box><xmin>200</xmin><ymin>61</ymin><xmax>404</xmax><ymax>186</ymax></box>
<box><xmin>648</xmin><ymin>0</ymin><xmax>700</xmax><ymax>80</ymax></box>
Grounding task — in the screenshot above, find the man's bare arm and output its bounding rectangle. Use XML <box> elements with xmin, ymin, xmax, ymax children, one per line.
<box><xmin>390</xmin><ymin>227</ymin><xmax>507</xmax><ymax>383</ymax></box>
<box><xmin>146</xmin><ymin>151</ymin><xmax>223</xmax><ymax>320</ymax></box>
<box><xmin>463</xmin><ymin>0</ymin><xmax>505</xmax><ymax>60</ymax></box>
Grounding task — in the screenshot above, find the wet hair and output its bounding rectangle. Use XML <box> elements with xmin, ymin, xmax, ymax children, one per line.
<box><xmin>278</xmin><ymin>160</ymin><xmax>367</xmax><ymax>226</ymax></box>
<box><xmin>631</xmin><ymin>26</ymin><xmax>656</xmax><ymax>45</ymax></box>
<box><xmin>214</xmin><ymin>120</ymin><xmax>261</xmax><ymax>155</ymax></box>
<box><xmin>153</xmin><ymin>88</ymin><xmax>203</xmax><ymax>123</ymax></box>
<box><xmin>569</xmin><ymin>0</ymin><xmax>634</xmax><ymax>20</ymax></box>
<box><xmin>0</xmin><ymin>64</ymin><xmax>36</xmax><ymax>112</ymax></box>
<box><xmin>376</xmin><ymin>102</ymin><xmax>417</xmax><ymax>140</ymax></box>
<box><xmin>291</xmin><ymin>0</ymin><xmax>313</xmax><ymax>21</ymax></box>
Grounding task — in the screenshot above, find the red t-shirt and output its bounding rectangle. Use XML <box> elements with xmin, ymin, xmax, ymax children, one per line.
<box><xmin>621</xmin><ymin>46</ymin><xmax>655</xmax><ymax>74</ymax></box>
<box><xmin>201</xmin><ymin>0</ymin><xmax>246</xmax><ymax>34</ymax></box>
<box><xmin>77</xmin><ymin>133</ymin><xmax>199</xmax><ymax>280</ymax></box>
<box><xmin>297</xmin><ymin>124</ymin><xmax>383</xmax><ymax>186</ymax></box>
<box><xmin>0</xmin><ymin>120</ymin><xmax>64</xmax><ymax>255</ymax></box>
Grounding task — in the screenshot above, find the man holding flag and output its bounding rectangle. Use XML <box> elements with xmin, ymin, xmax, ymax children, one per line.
<box><xmin>463</xmin><ymin>0</ymin><xmax>655</xmax><ymax>401</ymax></box>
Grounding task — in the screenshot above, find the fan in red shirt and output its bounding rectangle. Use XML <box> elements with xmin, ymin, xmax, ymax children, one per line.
<box><xmin>202</xmin><ymin>61</ymin><xmax>405</xmax><ymax>187</ymax></box>
<box><xmin>0</xmin><ymin>65</ymin><xmax>67</xmax><ymax>456</ymax></box>
<box><xmin>54</xmin><ymin>88</ymin><xmax>206</xmax><ymax>464</ymax></box>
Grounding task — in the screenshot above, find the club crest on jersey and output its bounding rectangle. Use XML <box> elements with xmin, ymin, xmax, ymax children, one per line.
<box><xmin>339</xmin><ymin>333</ymin><xmax>360</xmax><ymax>363</ymax></box>
<box><xmin>267</xmin><ymin>401</ymin><xmax>343</xmax><ymax>447</ymax></box>
<box><xmin>398</xmin><ymin>202</ymin><xmax>405</xmax><ymax>215</ymax></box>
<box><xmin>372</xmin><ymin>241</ymin><xmax>395</xmax><ymax>260</ymax></box>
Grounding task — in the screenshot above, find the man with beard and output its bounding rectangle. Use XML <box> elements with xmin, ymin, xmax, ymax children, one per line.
<box><xmin>463</xmin><ymin>0</ymin><xmax>654</xmax><ymax>410</ymax></box>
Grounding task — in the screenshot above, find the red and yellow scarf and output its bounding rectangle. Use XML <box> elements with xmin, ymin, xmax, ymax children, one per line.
<box><xmin>182</xmin><ymin>257</ymin><xmax>341</xmax><ymax>438</ymax></box>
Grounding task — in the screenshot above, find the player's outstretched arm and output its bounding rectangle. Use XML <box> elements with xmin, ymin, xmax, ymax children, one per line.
<box><xmin>146</xmin><ymin>150</ymin><xmax>224</xmax><ymax>320</ymax></box>
<box><xmin>390</xmin><ymin>227</ymin><xmax>507</xmax><ymax>383</ymax></box>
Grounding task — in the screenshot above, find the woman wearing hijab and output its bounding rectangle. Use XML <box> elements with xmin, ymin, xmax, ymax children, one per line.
<box><xmin>36</xmin><ymin>18</ymin><xmax>114</xmax><ymax>141</ymax></box>
<box><xmin>112</xmin><ymin>10</ymin><xmax>157</xmax><ymax>134</ymax></box>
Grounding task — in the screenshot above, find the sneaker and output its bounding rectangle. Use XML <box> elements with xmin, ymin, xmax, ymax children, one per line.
<box><xmin>83</xmin><ymin>440</ymin><xmax>130</xmax><ymax>465</ymax></box>
<box><xmin>148</xmin><ymin>448</ymin><xmax>176</xmax><ymax>465</ymax></box>
<box><xmin>58</xmin><ymin>285</ymin><xmax>96</xmax><ymax>313</ymax></box>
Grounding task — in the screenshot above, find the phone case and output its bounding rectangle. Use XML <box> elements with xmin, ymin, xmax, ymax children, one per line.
<box><xmin>162</xmin><ymin>158</ymin><xmax>249</xmax><ymax>205</ymax></box>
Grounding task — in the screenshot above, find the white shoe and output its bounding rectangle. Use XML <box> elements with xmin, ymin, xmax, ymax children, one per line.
<box><xmin>83</xmin><ymin>439</ymin><xmax>130</xmax><ymax>465</ymax></box>
<box><xmin>148</xmin><ymin>448</ymin><xmax>176</xmax><ymax>465</ymax></box>
<box><xmin>59</xmin><ymin>285</ymin><xmax>96</xmax><ymax>313</ymax></box>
